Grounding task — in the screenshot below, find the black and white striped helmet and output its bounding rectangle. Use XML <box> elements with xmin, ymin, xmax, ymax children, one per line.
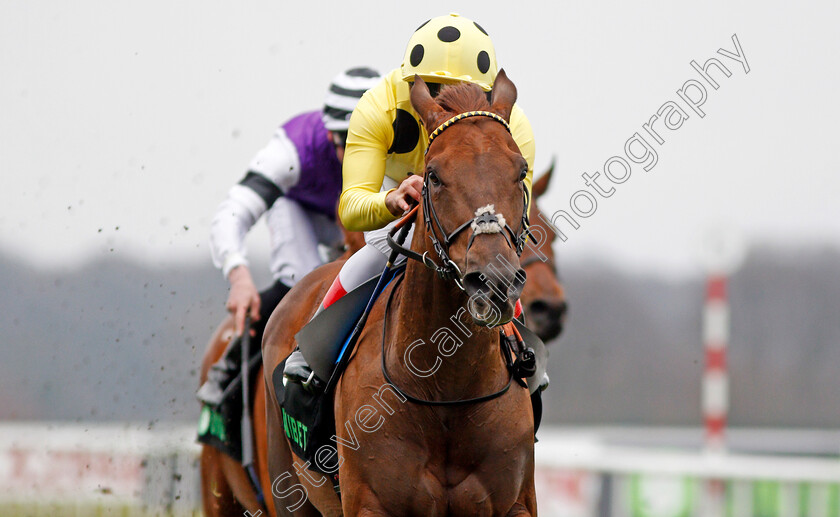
<box><xmin>322</xmin><ymin>67</ymin><xmax>381</xmax><ymax>131</ymax></box>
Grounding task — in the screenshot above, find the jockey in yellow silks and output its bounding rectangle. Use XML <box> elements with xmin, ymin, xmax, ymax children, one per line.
<box><xmin>284</xmin><ymin>13</ymin><xmax>536</xmax><ymax>387</ymax></box>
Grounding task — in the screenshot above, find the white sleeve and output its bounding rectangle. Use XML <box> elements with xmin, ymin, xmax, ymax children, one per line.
<box><xmin>209</xmin><ymin>184</ymin><xmax>265</xmax><ymax>278</ymax></box>
<box><xmin>209</xmin><ymin>127</ymin><xmax>302</xmax><ymax>279</ymax></box>
<box><xmin>248</xmin><ymin>126</ymin><xmax>301</xmax><ymax>192</ymax></box>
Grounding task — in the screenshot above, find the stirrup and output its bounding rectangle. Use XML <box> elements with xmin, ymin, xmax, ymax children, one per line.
<box><xmin>286</xmin><ymin>369</ymin><xmax>324</xmax><ymax>393</ymax></box>
<box><xmin>301</xmin><ymin>370</ymin><xmax>325</xmax><ymax>393</ymax></box>
<box><xmin>283</xmin><ymin>351</ymin><xmax>325</xmax><ymax>393</ymax></box>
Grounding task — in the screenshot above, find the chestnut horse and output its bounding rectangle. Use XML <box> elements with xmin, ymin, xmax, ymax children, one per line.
<box><xmin>519</xmin><ymin>161</ymin><xmax>568</xmax><ymax>342</ymax></box>
<box><xmin>262</xmin><ymin>71</ymin><xmax>537</xmax><ymax>516</ymax></box>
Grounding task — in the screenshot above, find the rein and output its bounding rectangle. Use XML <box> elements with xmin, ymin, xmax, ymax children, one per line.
<box><xmin>380</xmin><ymin>272</ymin><xmax>515</xmax><ymax>406</ymax></box>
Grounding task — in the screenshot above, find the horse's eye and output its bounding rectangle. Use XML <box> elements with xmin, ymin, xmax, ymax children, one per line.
<box><xmin>519</xmin><ymin>167</ymin><xmax>528</xmax><ymax>182</ymax></box>
<box><xmin>427</xmin><ymin>171</ymin><xmax>441</xmax><ymax>186</ymax></box>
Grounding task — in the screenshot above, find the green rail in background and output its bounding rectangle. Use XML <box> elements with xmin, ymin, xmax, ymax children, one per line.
<box><xmin>630</xmin><ymin>475</ymin><xmax>840</xmax><ymax>517</ymax></box>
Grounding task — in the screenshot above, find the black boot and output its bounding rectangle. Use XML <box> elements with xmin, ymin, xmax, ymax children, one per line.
<box><xmin>283</xmin><ymin>347</ymin><xmax>324</xmax><ymax>392</ymax></box>
<box><xmin>197</xmin><ymin>337</ymin><xmax>242</xmax><ymax>407</ymax></box>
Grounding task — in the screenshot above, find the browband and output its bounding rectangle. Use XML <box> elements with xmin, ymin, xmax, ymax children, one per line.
<box><xmin>425</xmin><ymin>111</ymin><xmax>511</xmax><ymax>155</ymax></box>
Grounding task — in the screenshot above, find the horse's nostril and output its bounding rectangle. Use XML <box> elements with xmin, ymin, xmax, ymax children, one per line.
<box><xmin>463</xmin><ymin>271</ymin><xmax>487</xmax><ymax>295</ymax></box>
<box><xmin>529</xmin><ymin>300</ymin><xmax>549</xmax><ymax>315</ymax></box>
<box><xmin>528</xmin><ymin>299</ymin><xmax>566</xmax><ymax>320</ymax></box>
<box><xmin>509</xmin><ymin>268</ymin><xmax>526</xmax><ymax>299</ymax></box>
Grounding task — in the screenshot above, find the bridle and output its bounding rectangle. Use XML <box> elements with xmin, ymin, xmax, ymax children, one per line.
<box><xmin>380</xmin><ymin>109</ymin><xmax>537</xmax><ymax>407</ymax></box>
<box><xmin>387</xmin><ymin>110</ymin><xmax>533</xmax><ymax>290</ymax></box>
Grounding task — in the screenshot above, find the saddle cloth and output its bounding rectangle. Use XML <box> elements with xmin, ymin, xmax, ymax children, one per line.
<box><xmin>275</xmin><ymin>268</ymin><xmax>403</xmax><ymax>475</ymax></box>
<box><xmin>196</xmin><ymin>341</ymin><xmax>262</xmax><ymax>462</ymax></box>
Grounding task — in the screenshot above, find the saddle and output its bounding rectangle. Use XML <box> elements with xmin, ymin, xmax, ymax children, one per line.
<box><xmin>296</xmin><ymin>271</ymin><xmax>392</xmax><ymax>384</ymax></box>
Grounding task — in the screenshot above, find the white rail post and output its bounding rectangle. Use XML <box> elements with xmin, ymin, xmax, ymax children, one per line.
<box><xmin>699</xmin><ymin>226</ymin><xmax>745</xmax><ymax>517</ymax></box>
<box><xmin>703</xmin><ymin>272</ymin><xmax>728</xmax><ymax>454</ymax></box>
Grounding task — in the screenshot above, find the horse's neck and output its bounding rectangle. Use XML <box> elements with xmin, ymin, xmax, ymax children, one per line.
<box><xmin>387</xmin><ymin>252</ymin><xmax>507</xmax><ymax>400</ymax></box>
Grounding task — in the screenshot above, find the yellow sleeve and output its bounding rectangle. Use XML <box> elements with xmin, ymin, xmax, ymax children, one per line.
<box><xmin>510</xmin><ymin>104</ymin><xmax>536</xmax><ymax>201</ymax></box>
<box><xmin>338</xmin><ymin>86</ymin><xmax>400</xmax><ymax>232</ymax></box>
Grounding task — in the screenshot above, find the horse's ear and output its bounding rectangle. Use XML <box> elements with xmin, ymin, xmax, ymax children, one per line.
<box><xmin>410</xmin><ymin>75</ymin><xmax>446</xmax><ymax>134</ymax></box>
<box><xmin>489</xmin><ymin>69</ymin><xmax>517</xmax><ymax>123</ymax></box>
<box><xmin>532</xmin><ymin>156</ymin><xmax>555</xmax><ymax>198</ymax></box>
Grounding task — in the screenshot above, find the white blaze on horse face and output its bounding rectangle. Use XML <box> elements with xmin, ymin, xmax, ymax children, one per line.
<box><xmin>470</xmin><ymin>204</ymin><xmax>506</xmax><ymax>235</ymax></box>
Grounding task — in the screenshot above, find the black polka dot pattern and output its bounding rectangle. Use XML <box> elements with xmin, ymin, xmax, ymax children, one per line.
<box><xmin>410</xmin><ymin>44</ymin><xmax>424</xmax><ymax>67</ymax></box>
<box><xmin>477</xmin><ymin>51</ymin><xmax>490</xmax><ymax>74</ymax></box>
<box><xmin>416</xmin><ymin>19</ymin><xmax>430</xmax><ymax>31</ymax></box>
<box><xmin>473</xmin><ymin>21</ymin><xmax>488</xmax><ymax>36</ymax></box>
<box><xmin>437</xmin><ymin>26</ymin><xmax>461</xmax><ymax>42</ymax></box>
<box><xmin>389</xmin><ymin>109</ymin><xmax>420</xmax><ymax>154</ymax></box>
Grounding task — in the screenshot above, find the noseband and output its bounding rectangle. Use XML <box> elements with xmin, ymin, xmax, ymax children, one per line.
<box><xmin>387</xmin><ymin>111</ymin><xmax>533</xmax><ymax>290</ymax></box>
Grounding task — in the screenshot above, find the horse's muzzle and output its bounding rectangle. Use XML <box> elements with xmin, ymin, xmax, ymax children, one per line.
<box><xmin>463</xmin><ymin>267</ymin><xmax>526</xmax><ymax>326</ymax></box>
<box><xmin>526</xmin><ymin>298</ymin><xmax>568</xmax><ymax>341</ymax></box>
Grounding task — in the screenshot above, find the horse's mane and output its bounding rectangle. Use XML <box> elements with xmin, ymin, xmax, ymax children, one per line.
<box><xmin>436</xmin><ymin>82</ymin><xmax>490</xmax><ymax>113</ymax></box>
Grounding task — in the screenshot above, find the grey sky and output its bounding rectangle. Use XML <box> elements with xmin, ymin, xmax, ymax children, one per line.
<box><xmin>2</xmin><ymin>0</ymin><xmax>838</xmax><ymax>277</ymax></box>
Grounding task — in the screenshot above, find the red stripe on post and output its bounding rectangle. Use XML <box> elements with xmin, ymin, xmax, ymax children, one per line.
<box><xmin>705</xmin><ymin>415</ymin><xmax>726</xmax><ymax>436</ymax></box>
<box><xmin>705</xmin><ymin>347</ymin><xmax>727</xmax><ymax>371</ymax></box>
<box><xmin>706</xmin><ymin>275</ymin><xmax>727</xmax><ymax>301</ymax></box>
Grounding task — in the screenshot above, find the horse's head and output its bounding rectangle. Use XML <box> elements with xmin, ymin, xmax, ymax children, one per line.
<box><xmin>520</xmin><ymin>164</ymin><xmax>568</xmax><ymax>341</ymax></box>
<box><xmin>410</xmin><ymin>70</ymin><xmax>528</xmax><ymax>326</ymax></box>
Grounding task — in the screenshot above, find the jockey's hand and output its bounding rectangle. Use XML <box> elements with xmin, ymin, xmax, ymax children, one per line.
<box><xmin>226</xmin><ymin>266</ymin><xmax>260</xmax><ymax>337</ymax></box>
<box><xmin>385</xmin><ymin>174</ymin><xmax>423</xmax><ymax>216</ymax></box>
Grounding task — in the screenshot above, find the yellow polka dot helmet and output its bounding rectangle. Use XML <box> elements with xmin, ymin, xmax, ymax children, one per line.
<box><xmin>400</xmin><ymin>13</ymin><xmax>497</xmax><ymax>92</ymax></box>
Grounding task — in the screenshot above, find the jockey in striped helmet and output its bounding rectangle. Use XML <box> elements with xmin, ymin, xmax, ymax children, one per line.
<box><xmin>197</xmin><ymin>67</ymin><xmax>381</xmax><ymax>407</ymax></box>
<box><xmin>323</xmin><ymin>67</ymin><xmax>382</xmax><ymax>132</ymax></box>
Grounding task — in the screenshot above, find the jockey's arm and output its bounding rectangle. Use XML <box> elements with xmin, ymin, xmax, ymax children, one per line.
<box><xmin>210</xmin><ymin>127</ymin><xmax>301</xmax><ymax>334</ymax></box>
<box><xmin>509</xmin><ymin>104</ymin><xmax>536</xmax><ymax>203</ymax></box>
<box><xmin>338</xmin><ymin>91</ymin><xmax>402</xmax><ymax>232</ymax></box>
<box><xmin>209</xmin><ymin>183</ymin><xmax>266</xmax><ymax>335</ymax></box>
<box><xmin>210</xmin><ymin>127</ymin><xmax>302</xmax><ymax>277</ymax></box>
<box><xmin>209</xmin><ymin>174</ymin><xmax>274</xmax><ymax>279</ymax></box>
